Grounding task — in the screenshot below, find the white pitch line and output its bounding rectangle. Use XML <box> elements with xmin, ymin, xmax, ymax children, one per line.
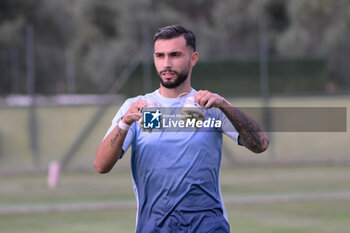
<box><xmin>223</xmin><ymin>192</ymin><xmax>350</xmax><ymax>205</ymax></box>
<box><xmin>1</xmin><ymin>192</ymin><xmax>350</xmax><ymax>215</ymax></box>
<box><xmin>0</xmin><ymin>201</ymin><xmax>136</xmax><ymax>215</ymax></box>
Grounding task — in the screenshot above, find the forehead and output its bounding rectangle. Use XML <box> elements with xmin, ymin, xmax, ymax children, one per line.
<box><xmin>154</xmin><ymin>36</ymin><xmax>188</xmax><ymax>53</ymax></box>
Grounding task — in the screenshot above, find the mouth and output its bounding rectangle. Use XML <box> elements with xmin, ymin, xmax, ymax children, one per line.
<box><xmin>161</xmin><ymin>71</ymin><xmax>177</xmax><ymax>79</ymax></box>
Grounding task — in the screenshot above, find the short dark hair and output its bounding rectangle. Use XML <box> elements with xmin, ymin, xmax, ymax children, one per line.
<box><xmin>154</xmin><ymin>25</ymin><xmax>196</xmax><ymax>51</ymax></box>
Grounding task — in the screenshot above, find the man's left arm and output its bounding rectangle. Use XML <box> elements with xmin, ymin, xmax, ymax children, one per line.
<box><xmin>194</xmin><ymin>90</ymin><xmax>269</xmax><ymax>153</ymax></box>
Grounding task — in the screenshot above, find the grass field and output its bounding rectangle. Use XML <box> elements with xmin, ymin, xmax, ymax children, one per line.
<box><xmin>1</xmin><ymin>166</ymin><xmax>350</xmax><ymax>233</ymax></box>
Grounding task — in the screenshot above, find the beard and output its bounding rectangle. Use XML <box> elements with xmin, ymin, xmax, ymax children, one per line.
<box><xmin>157</xmin><ymin>67</ymin><xmax>190</xmax><ymax>89</ymax></box>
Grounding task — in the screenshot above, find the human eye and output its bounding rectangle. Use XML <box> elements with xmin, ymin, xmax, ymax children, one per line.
<box><xmin>154</xmin><ymin>53</ymin><xmax>164</xmax><ymax>58</ymax></box>
<box><xmin>170</xmin><ymin>52</ymin><xmax>181</xmax><ymax>57</ymax></box>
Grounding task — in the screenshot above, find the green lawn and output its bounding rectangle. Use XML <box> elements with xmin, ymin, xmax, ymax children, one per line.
<box><xmin>1</xmin><ymin>166</ymin><xmax>350</xmax><ymax>233</ymax></box>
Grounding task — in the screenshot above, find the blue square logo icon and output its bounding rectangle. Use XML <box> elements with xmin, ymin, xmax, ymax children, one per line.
<box><xmin>143</xmin><ymin>110</ymin><xmax>161</xmax><ymax>129</ymax></box>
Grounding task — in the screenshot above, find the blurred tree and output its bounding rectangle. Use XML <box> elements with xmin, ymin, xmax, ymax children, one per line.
<box><xmin>0</xmin><ymin>0</ymin><xmax>78</xmax><ymax>95</ymax></box>
<box><xmin>74</xmin><ymin>0</ymin><xmax>121</xmax><ymax>93</ymax></box>
<box><xmin>75</xmin><ymin>0</ymin><xmax>156</xmax><ymax>93</ymax></box>
<box><xmin>34</xmin><ymin>0</ymin><xmax>78</xmax><ymax>94</ymax></box>
<box><xmin>325</xmin><ymin>2</ymin><xmax>350</xmax><ymax>89</ymax></box>
<box><xmin>153</xmin><ymin>0</ymin><xmax>214</xmax><ymax>24</ymax></box>
<box><xmin>277</xmin><ymin>0</ymin><xmax>350</xmax><ymax>89</ymax></box>
<box><xmin>0</xmin><ymin>0</ymin><xmax>41</xmax><ymax>95</ymax></box>
<box><xmin>277</xmin><ymin>0</ymin><xmax>334</xmax><ymax>57</ymax></box>
<box><xmin>0</xmin><ymin>0</ymin><xmax>40</xmax><ymax>23</ymax></box>
<box><xmin>1</xmin><ymin>0</ymin><xmax>349</xmax><ymax>95</ymax></box>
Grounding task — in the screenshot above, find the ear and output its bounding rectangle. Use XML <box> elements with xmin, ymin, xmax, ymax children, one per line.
<box><xmin>191</xmin><ymin>52</ymin><xmax>199</xmax><ymax>67</ymax></box>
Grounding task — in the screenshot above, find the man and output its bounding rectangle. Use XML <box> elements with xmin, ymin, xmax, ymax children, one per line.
<box><xmin>94</xmin><ymin>25</ymin><xmax>269</xmax><ymax>233</ymax></box>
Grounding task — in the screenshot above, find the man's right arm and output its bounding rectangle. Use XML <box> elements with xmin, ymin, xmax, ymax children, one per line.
<box><xmin>94</xmin><ymin>124</ymin><xmax>129</xmax><ymax>173</ymax></box>
<box><xmin>94</xmin><ymin>99</ymin><xmax>146</xmax><ymax>174</ymax></box>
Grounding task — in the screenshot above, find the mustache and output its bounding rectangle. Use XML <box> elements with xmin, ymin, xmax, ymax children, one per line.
<box><xmin>159</xmin><ymin>70</ymin><xmax>179</xmax><ymax>75</ymax></box>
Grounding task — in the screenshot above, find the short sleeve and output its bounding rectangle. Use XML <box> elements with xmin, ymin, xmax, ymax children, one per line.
<box><xmin>219</xmin><ymin>110</ymin><xmax>240</xmax><ymax>145</ymax></box>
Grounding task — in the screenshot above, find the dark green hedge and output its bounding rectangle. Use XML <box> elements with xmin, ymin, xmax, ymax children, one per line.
<box><xmin>119</xmin><ymin>58</ymin><xmax>326</xmax><ymax>97</ymax></box>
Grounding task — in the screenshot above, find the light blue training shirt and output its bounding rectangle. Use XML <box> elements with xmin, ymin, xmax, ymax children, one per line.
<box><xmin>104</xmin><ymin>89</ymin><xmax>239</xmax><ymax>233</ymax></box>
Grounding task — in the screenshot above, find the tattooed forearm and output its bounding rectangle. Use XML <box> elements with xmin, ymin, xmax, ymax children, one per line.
<box><xmin>95</xmin><ymin>123</ymin><xmax>128</xmax><ymax>173</ymax></box>
<box><xmin>110</xmin><ymin>127</ymin><xmax>123</xmax><ymax>148</ymax></box>
<box><xmin>220</xmin><ymin>104</ymin><xmax>269</xmax><ymax>153</ymax></box>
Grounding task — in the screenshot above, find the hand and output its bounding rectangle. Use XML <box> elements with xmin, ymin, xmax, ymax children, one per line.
<box><xmin>123</xmin><ymin>100</ymin><xmax>147</xmax><ymax>124</ymax></box>
<box><xmin>194</xmin><ymin>90</ymin><xmax>229</xmax><ymax>110</ymax></box>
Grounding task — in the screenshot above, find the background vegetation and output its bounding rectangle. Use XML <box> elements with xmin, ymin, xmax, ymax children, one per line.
<box><xmin>0</xmin><ymin>0</ymin><xmax>349</xmax><ymax>96</ymax></box>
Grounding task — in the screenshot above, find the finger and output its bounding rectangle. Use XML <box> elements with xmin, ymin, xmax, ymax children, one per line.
<box><xmin>124</xmin><ymin>112</ymin><xmax>142</xmax><ymax>123</ymax></box>
<box><xmin>205</xmin><ymin>94</ymin><xmax>226</xmax><ymax>109</ymax></box>
<box><xmin>197</xmin><ymin>93</ymin><xmax>212</xmax><ymax>107</ymax></box>
<box><xmin>195</xmin><ymin>90</ymin><xmax>210</xmax><ymax>105</ymax></box>
<box><xmin>136</xmin><ymin>100</ymin><xmax>147</xmax><ymax>111</ymax></box>
<box><xmin>125</xmin><ymin>100</ymin><xmax>146</xmax><ymax>122</ymax></box>
<box><xmin>204</xmin><ymin>97</ymin><xmax>217</xmax><ymax>109</ymax></box>
<box><xmin>128</xmin><ymin>113</ymin><xmax>142</xmax><ymax>121</ymax></box>
<box><xmin>194</xmin><ymin>90</ymin><xmax>207</xmax><ymax>101</ymax></box>
<box><xmin>130</xmin><ymin>100</ymin><xmax>146</xmax><ymax>112</ymax></box>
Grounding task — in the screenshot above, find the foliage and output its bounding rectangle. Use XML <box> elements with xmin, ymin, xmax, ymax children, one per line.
<box><xmin>0</xmin><ymin>0</ymin><xmax>349</xmax><ymax>95</ymax></box>
<box><xmin>277</xmin><ymin>0</ymin><xmax>350</xmax><ymax>88</ymax></box>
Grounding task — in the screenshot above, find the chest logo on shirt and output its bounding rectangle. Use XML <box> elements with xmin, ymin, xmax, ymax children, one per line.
<box><xmin>143</xmin><ymin>110</ymin><xmax>162</xmax><ymax>129</ymax></box>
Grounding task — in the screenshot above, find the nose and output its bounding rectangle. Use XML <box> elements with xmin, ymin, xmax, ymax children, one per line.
<box><xmin>163</xmin><ymin>56</ymin><xmax>172</xmax><ymax>69</ymax></box>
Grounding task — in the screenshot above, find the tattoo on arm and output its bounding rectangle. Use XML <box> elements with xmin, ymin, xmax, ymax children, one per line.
<box><xmin>221</xmin><ymin>106</ymin><xmax>269</xmax><ymax>153</ymax></box>
<box><xmin>110</xmin><ymin>127</ymin><xmax>123</xmax><ymax>148</ymax></box>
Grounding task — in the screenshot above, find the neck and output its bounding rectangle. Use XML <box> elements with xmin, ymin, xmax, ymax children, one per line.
<box><xmin>159</xmin><ymin>84</ymin><xmax>192</xmax><ymax>98</ymax></box>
